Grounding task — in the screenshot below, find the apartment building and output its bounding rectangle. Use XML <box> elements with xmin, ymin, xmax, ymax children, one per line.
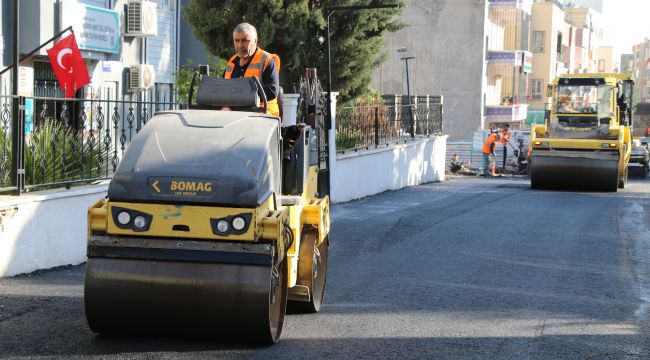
<box><xmin>370</xmin><ymin>0</ymin><xmax>488</xmax><ymax>141</ymax></box>
<box><xmin>620</xmin><ymin>53</ymin><xmax>634</xmax><ymax>73</ymax></box>
<box><xmin>1</xmin><ymin>0</ymin><xmax>179</xmax><ymax>102</ymax></box>
<box><xmin>597</xmin><ymin>45</ymin><xmax>614</xmax><ymax>72</ymax></box>
<box><xmin>564</xmin><ymin>6</ymin><xmax>604</xmax><ymax>73</ymax></box>
<box><xmin>484</xmin><ymin>0</ymin><xmax>532</xmax><ymax>129</ymax></box>
<box><xmin>526</xmin><ymin>0</ymin><xmax>605</xmax><ymax>123</ymax></box>
<box><xmin>632</xmin><ymin>39</ymin><xmax>650</xmax><ymax>102</ymax></box>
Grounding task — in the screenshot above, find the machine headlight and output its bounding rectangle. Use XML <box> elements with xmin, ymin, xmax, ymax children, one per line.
<box><xmin>217</xmin><ymin>219</ymin><xmax>229</xmax><ymax>233</ymax></box>
<box><xmin>602</xmin><ymin>143</ymin><xmax>617</xmax><ymax>148</ymax></box>
<box><xmin>211</xmin><ymin>213</ymin><xmax>252</xmax><ymax>235</ymax></box>
<box><xmin>232</xmin><ymin>216</ymin><xmax>246</xmax><ymax>231</ymax></box>
<box><xmin>133</xmin><ymin>215</ymin><xmax>147</xmax><ymax>230</ymax></box>
<box><xmin>111</xmin><ymin>207</ymin><xmax>153</xmax><ymax>232</ymax></box>
<box><xmin>116</xmin><ymin>211</ymin><xmax>131</xmax><ymax>225</ymax></box>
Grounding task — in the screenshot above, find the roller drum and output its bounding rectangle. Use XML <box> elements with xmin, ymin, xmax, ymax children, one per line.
<box><xmin>530</xmin><ymin>155</ymin><xmax>619</xmax><ymax>191</ymax></box>
<box><xmin>85</xmin><ymin>254</ymin><xmax>287</xmax><ymax>342</ymax></box>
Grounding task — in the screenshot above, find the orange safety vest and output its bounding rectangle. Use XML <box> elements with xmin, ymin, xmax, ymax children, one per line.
<box><xmin>498</xmin><ymin>130</ymin><xmax>510</xmax><ymax>144</ymax></box>
<box><xmin>482</xmin><ymin>133</ymin><xmax>499</xmax><ymax>154</ymax></box>
<box><xmin>224</xmin><ymin>48</ymin><xmax>280</xmax><ymax>117</ymax></box>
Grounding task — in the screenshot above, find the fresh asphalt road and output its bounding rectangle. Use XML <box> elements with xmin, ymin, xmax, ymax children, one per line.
<box><xmin>2</xmin><ymin>175</ymin><xmax>650</xmax><ymax>359</ymax></box>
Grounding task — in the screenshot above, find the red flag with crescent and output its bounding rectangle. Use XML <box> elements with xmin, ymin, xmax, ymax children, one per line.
<box><xmin>46</xmin><ymin>34</ymin><xmax>90</xmax><ymax>98</ymax></box>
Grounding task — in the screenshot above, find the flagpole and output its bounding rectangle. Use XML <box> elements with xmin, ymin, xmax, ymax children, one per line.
<box><xmin>0</xmin><ymin>25</ymin><xmax>73</xmax><ymax>77</ymax></box>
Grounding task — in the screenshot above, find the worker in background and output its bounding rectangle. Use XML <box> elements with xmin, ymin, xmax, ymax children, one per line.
<box><xmin>450</xmin><ymin>154</ymin><xmax>477</xmax><ymax>176</ymax></box>
<box><xmin>481</xmin><ymin>132</ymin><xmax>501</xmax><ymax>176</ymax></box>
<box><xmin>224</xmin><ymin>22</ymin><xmax>280</xmax><ymax>117</ymax></box>
<box><xmin>499</xmin><ymin>124</ymin><xmax>511</xmax><ymax>170</ymax></box>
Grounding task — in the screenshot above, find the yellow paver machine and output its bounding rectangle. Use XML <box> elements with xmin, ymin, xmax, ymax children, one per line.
<box><xmin>529</xmin><ymin>73</ymin><xmax>633</xmax><ymax>191</ymax></box>
<box><xmin>85</xmin><ymin>70</ymin><xmax>330</xmax><ymax>343</ymax></box>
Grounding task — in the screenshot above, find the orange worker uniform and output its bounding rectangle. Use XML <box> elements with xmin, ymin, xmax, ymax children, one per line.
<box><xmin>482</xmin><ymin>133</ymin><xmax>500</xmax><ymax>155</ymax></box>
<box><xmin>224</xmin><ymin>47</ymin><xmax>280</xmax><ymax>117</ymax></box>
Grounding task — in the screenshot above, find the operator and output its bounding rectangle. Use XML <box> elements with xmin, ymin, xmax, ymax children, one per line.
<box><xmin>481</xmin><ymin>132</ymin><xmax>501</xmax><ymax>176</ymax></box>
<box><xmin>224</xmin><ymin>22</ymin><xmax>280</xmax><ymax>117</ymax></box>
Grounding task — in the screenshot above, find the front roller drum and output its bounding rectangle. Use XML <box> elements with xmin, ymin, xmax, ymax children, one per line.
<box><xmin>85</xmin><ymin>255</ymin><xmax>288</xmax><ymax>343</ymax></box>
<box><xmin>530</xmin><ymin>155</ymin><xmax>619</xmax><ymax>192</ymax></box>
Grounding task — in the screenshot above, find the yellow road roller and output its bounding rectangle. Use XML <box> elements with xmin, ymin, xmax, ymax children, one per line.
<box><xmin>85</xmin><ymin>72</ymin><xmax>330</xmax><ymax>343</ymax></box>
<box><xmin>529</xmin><ymin>73</ymin><xmax>633</xmax><ymax>191</ymax></box>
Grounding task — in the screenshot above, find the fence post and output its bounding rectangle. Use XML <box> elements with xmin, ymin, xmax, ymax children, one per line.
<box><xmin>374</xmin><ymin>107</ymin><xmax>379</xmax><ymax>147</ymax></box>
<box><xmin>10</xmin><ymin>96</ymin><xmax>25</xmax><ymax>193</ymax></box>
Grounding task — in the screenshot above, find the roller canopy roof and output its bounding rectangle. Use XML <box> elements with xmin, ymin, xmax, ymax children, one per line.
<box><xmin>108</xmin><ymin>110</ymin><xmax>281</xmax><ymax>207</ymax></box>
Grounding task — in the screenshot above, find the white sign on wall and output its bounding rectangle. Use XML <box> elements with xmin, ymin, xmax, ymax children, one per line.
<box><xmin>18</xmin><ymin>66</ymin><xmax>34</xmax><ymax>96</ymax></box>
<box><xmin>61</xmin><ymin>1</ymin><xmax>121</xmax><ymax>54</ymax></box>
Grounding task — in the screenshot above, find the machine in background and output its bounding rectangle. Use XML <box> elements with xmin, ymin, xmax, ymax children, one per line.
<box><xmin>528</xmin><ymin>73</ymin><xmax>633</xmax><ymax>191</ymax></box>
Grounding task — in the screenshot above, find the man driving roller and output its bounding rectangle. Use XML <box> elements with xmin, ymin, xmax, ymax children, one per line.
<box><xmin>223</xmin><ymin>23</ymin><xmax>280</xmax><ymax>117</ymax></box>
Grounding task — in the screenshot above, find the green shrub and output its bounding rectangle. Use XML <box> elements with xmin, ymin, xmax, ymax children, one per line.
<box><xmin>0</xmin><ymin>122</ymin><xmax>113</xmax><ymax>192</ymax></box>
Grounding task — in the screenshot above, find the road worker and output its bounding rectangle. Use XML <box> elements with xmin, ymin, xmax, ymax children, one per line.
<box><xmin>481</xmin><ymin>132</ymin><xmax>501</xmax><ymax>176</ymax></box>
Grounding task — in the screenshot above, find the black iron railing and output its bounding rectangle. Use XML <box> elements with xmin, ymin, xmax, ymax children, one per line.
<box><xmin>336</xmin><ymin>95</ymin><xmax>443</xmax><ymax>153</ymax></box>
<box><xmin>0</xmin><ymin>92</ymin><xmax>185</xmax><ymax>194</ymax></box>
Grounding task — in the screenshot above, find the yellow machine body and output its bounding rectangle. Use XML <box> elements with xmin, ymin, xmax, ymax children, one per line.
<box><xmin>85</xmin><ymin>104</ymin><xmax>330</xmax><ymax>344</ymax></box>
<box><xmin>528</xmin><ymin>73</ymin><xmax>633</xmax><ymax>191</ymax></box>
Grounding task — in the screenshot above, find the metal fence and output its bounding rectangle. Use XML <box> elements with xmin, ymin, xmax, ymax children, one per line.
<box><xmin>0</xmin><ymin>90</ymin><xmax>185</xmax><ymax>194</ymax></box>
<box><xmin>336</xmin><ymin>95</ymin><xmax>443</xmax><ymax>153</ymax></box>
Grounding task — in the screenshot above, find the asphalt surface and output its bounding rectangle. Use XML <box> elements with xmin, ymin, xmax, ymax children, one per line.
<box><xmin>2</xmin><ymin>175</ymin><xmax>650</xmax><ymax>359</ymax></box>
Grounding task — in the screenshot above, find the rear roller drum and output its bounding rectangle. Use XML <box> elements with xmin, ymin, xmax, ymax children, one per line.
<box><xmin>289</xmin><ymin>227</ymin><xmax>328</xmax><ymax>313</ymax></box>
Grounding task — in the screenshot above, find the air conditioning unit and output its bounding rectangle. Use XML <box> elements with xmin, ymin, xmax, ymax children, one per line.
<box><xmin>130</xmin><ymin>64</ymin><xmax>155</xmax><ymax>90</ymax></box>
<box><xmin>127</xmin><ymin>0</ymin><xmax>158</xmax><ymax>37</ymax></box>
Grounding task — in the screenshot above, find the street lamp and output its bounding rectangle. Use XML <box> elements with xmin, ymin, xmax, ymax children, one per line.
<box><xmin>397</xmin><ymin>47</ymin><xmax>414</xmax><ymax>138</ymax></box>
<box><xmin>325</xmin><ymin>3</ymin><xmax>400</xmax><ymax>195</ymax></box>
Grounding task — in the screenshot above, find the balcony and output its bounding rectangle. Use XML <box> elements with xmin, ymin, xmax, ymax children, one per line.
<box><xmin>488</xmin><ymin>0</ymin><xmax>532</xmax><ymax>13</ymax></box>
<box><xmin>485</xmin><ymin>104</ymin><xmax>528</xmax><ymax>122</ymax></box>
<box><xmin>488</xmin><ymin>50</ymin><xmax>523</xmax><ymax>67</ymax></box>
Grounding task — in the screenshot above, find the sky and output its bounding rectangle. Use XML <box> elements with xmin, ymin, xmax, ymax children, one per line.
<box><xmin>599</xmin><ymin>0</ymin><xmax>650</xmax><ymax>58</ymax></box>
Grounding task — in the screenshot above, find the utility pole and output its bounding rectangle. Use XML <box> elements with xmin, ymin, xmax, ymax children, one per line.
<box><xmin>397</xmin><ymin>48</ymin><xmax>415</xmax><ymax>137</ymax></box>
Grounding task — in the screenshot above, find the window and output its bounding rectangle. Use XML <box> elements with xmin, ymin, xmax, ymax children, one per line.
<box><xmin>531</xmin><ymin>79</ymin><xmax>544</xmax><ymax>101</ymax></box>
<box><xmin>598</xmin><ymin>59</ymin><xmax>606</xmax><ymax>72</ymax></box>
<box><xmin>532</xmin><ymin>31</ymin><xmax>545</xmax><ymax>53</ymax></box>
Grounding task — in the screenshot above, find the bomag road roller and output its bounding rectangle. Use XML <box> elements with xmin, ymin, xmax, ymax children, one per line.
<box><xmin>84</xmin><ymin>70</ymin><xmax>330</xmax><ymax>343</ymax></box>
<box><xmin>528</xmin><ymin>73</ymin><xmax>633</xmax><ymax>191</ymax></box>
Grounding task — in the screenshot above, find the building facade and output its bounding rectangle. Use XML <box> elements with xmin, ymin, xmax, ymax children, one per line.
<box><xmin>369</xmin><ymin>0</ymin><xmax>488</xmax><ymax>141</ymax></box>
<box><xmin>370</xmin><ymin>0</ymin><xmax>612</xmax><ymax>141</ymax></box>
<box><xmin>632</xmin><ymin>39</ymin><xmax>650</xmax><ymax>103</ymax></box>
<box><xmin>484</xmin><ymin>0</ymin><xmax>532</xmax><ymax>130</ymax></box>
<box><xmin>1</xmin><ymin>0</ymin><xmax>179</xmax><ymax>103</ymax></box>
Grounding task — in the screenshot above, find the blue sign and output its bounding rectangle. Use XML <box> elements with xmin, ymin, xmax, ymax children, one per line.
<box><xmin>25</xmin><ymin>98</ymin><xmax>33</xmax><ymax>134</ymax></box>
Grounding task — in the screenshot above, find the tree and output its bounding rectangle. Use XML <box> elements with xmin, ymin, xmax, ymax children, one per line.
<box><xmin>173</xmin><ymin>55</ymin><xmax>226</xmax><ymax>103</ymax></box>
<box><xmin>183</xmin><ymin>0</ymin><xmax>405</xmax><ymax>104</ymax></box>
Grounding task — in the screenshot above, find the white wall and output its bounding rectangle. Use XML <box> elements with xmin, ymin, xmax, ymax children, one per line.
<box><xmin>330</xmin><ymin>136</ymin><xmax>447</xmax><ymax>203</ymax></box>
<box><xmin>0</xmin><ymin>94</ymin><xmax>448</xmax><ymax>277</ymax></box>
<box><xmin>0</xmin><ymin>185</ymin><xmax>108</xmax><ymax>277</ymax></box>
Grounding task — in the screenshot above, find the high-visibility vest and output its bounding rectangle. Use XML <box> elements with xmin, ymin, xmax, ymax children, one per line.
<box><xmin>224</xmin><ymin>48</ymin><xmax>280</xmax><ymax>117</ymax></box>
<box><xmin>482</xmin><ymin>133</ymin><xmax>499</xmax><ymax>154</ymax></box>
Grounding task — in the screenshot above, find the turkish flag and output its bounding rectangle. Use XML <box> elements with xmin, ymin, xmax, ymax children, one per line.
<box><xmin>46</xmin><ymin>34</ymin><xmax>90</xmax><ymax>98</ymax></box>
